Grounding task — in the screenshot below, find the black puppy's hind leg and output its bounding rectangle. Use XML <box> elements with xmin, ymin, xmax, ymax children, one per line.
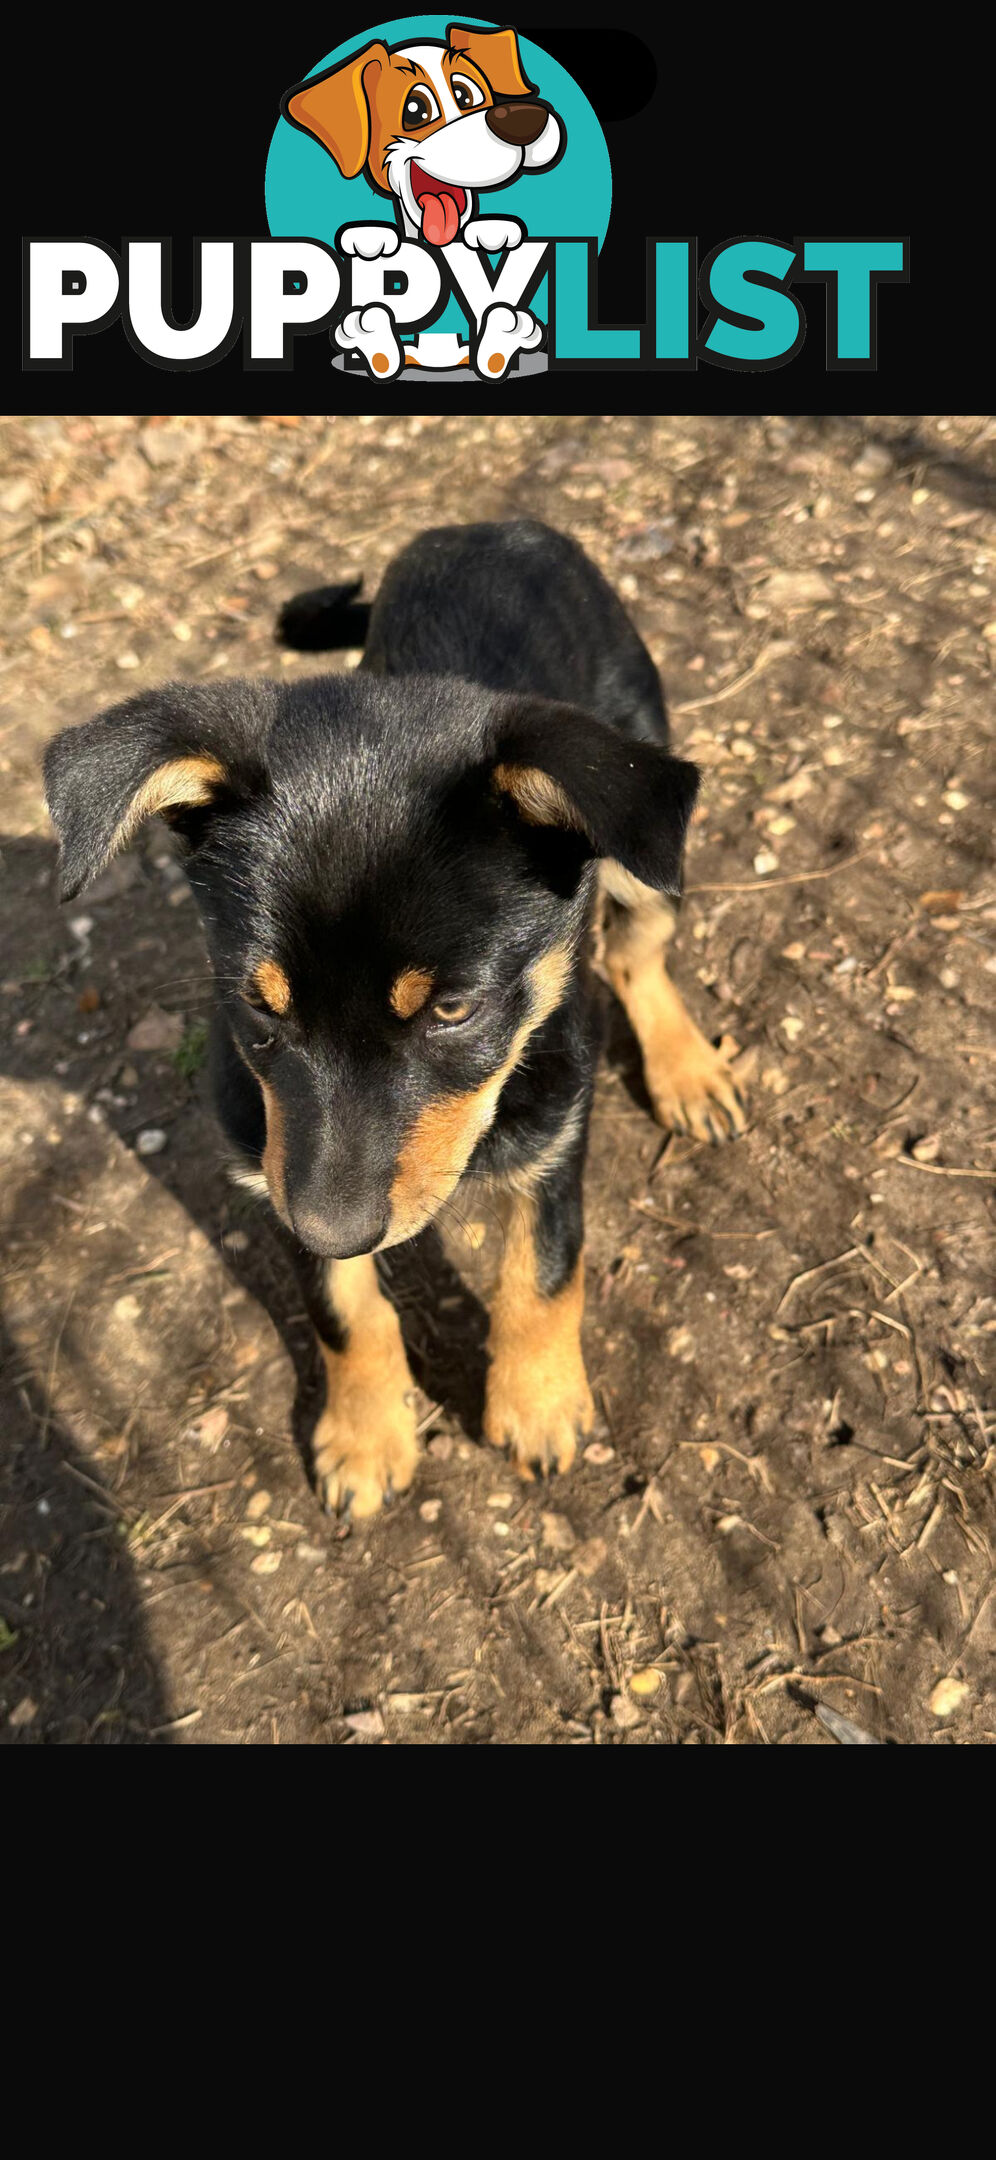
<box><xmin>292</xmin><ymin>1247</ymin><xmax>419</xmax><ymax>1521</ymax></box>
<box><xmin>484</xmin><ymin>1112</ymin><xmax>595</xmax><ymax>1480</ymax></box>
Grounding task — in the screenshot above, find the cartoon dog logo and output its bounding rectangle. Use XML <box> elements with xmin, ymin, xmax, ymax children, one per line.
<box><xmin>281</xmin><ymin>21</ymin><xmax>564</xmax><ymax>378</ymax></box>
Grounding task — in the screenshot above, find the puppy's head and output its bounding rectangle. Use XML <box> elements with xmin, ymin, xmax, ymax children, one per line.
<box><xmin>282</xmin><ymin>24</ymin><xmax>563</xmax><ymax>246</ymax></box>
<box><xmin>45</xmin><ymin>676</ymin><xmax>696</xmax><ymax>1258</ymax></box>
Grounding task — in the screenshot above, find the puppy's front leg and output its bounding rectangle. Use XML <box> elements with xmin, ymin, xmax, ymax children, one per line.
<box><xmin>296</xmin><ymin>1251</ymin><xmax>419</xmax><ymax>1519</ymax></box>
<box><xmin>483</xmin><ymin>1134</ymin><xmax>595</xmax><ymax>1480</ymax></box>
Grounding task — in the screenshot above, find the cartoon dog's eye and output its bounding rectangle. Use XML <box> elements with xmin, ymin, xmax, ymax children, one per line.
<box><xmin>430</xmin><ymin>995</ymin><xmax>475</xmax><ymax>1027</ymax></box>
<box><xmin>402</xmin><ymin>88</ymin><xmax>439</xmax><ymax>128</ymax></box>
<box><xmin>450</xmin><ymin>75</ymin><xmax>485</xmax><ymax>113</ymax></box>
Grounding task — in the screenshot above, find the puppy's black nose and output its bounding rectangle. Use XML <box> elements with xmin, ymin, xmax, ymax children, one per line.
<box><xmin>290</xmin><ymin>1206</ymin><xmax>387</xmax><ymax>1260</ymax></box>
<box><xmin>485</xmin><ymin>100</ymin><xmax>549</xmax><ymax>146</ymax></box>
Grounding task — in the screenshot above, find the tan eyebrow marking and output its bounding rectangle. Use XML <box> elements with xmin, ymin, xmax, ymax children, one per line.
<box><xmin>252</xmin><ymin>959</ymin><xmax>292</xmax><ymax>1014</ymax></box>
<box><xmin>390</xmin><ymin>965</ymin><xmax>435</xmax><ymax>1019</ymax></box>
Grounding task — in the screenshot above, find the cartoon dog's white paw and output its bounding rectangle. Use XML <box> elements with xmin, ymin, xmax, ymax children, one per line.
<box><xmin>474</xmin><ymin>303</ymin><xmax>543</xmax><ymax>379</ymax></box>
<box><xmin>462</xmin><ymin>216</ymin><xmax>525</xmax><ymax>253</ymax></box>
<box><xmin>335</xmin><ymin>305</ymin><xmax>402</xmax><ymax>380</ymax></box>
<box><xmin>337</xmin><ymin>224</ymin><xmax>401</xmax><ymax>260</ymax></box>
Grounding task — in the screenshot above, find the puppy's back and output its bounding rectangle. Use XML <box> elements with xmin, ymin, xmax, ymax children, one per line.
<box><xmin>366</xmin><ymin>521</ymin><xmax>671</xmax><ymax>746</ymax></box>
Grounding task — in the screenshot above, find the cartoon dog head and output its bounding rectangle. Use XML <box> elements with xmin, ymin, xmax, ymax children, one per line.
<box><xmin>282</xmin><ymin>22</ymin><xmax>564</xmax><ymax>245</ymax></box>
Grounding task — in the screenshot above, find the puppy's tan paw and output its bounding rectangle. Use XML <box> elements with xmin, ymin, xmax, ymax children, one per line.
<box><xmin>313</xmin><ymin>1390</ymin><xmax>419</xmax><ymax>1521</ymax></box>
<box><xmin>647</xmin><ymin>1033</ymin><xmax>748</xmax><ymax>1143</ymax></box>
<box><xmin>484</xmin><ymin>1361</ymin><xmax>594</xmax><ymax>1481</ymax></box>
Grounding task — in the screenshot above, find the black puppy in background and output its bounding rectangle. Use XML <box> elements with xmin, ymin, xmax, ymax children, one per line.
<box><xmin>44</xmin><ymin>521</ymin><xmax>746</xmax><ymax>1520</ymax></box>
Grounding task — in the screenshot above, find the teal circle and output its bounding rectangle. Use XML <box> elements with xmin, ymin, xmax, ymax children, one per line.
<box><xmin>264</xmin><ymin>15</ymin><xmax>612</xmax><ymax>337</ymax></box>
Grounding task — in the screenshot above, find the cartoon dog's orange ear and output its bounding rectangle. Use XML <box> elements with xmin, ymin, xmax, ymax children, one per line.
<box><xmin>281</xmin><ymin>42</ymin><xmax>388</xmax><ymax>178</ymax></box>
<box><xmin>446</xmin><ymin>22</ymin><xmax>537</xmax><ymax>98</ymax></box>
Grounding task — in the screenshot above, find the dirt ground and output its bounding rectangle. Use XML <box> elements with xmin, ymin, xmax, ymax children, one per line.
<box><xmin>1</xmin><ymin>412</ymin><xmax>993</xmax><ymax>1745</ymax></box>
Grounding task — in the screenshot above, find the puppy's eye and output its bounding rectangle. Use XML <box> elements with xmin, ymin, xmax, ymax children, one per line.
<box><xmin>242</xmin><ymin>994</ymin><xmax>281</xmax><ymax>1050</ymax></box>
<box><xmin>403</xmin><ymin>88</ymin><xmax>439</xmax><ymax>127</ymax></box>
<box><xmin>450</xmin><ymin>75</ymin><xmax>484</xmax><ymax>112</ymax></box>
<box><xmin>430</xmin><ymin>996</ymin><xmax>475</xmax><ymax>1027</ymax></box>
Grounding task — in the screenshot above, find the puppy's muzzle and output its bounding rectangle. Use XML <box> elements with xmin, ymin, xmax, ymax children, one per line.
<box><xmin>485</xmin><ymin>100</ymin><xmax>550</xmax><ymax>146</ymax></box>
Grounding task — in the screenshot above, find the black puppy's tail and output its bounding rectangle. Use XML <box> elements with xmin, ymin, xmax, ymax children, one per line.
<box><xmin>276</xmin><ymin>579</ymin><xmax>371</xmax><ymax>652</ymax></box>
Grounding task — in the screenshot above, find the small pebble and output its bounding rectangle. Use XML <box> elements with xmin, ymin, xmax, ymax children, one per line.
<box><xmin>343</xmin><ymin>1708</ymin><xmax>384</xmax><ymax>1739</ymax></box>
<box><xmin>136</xmin><ymin>1127</ymin><xmax>168</xmax><ymax>1155</ymax></box>
<box><xmin>929</xmin><ymin>1676</ymin><xmax>968</xmax><ymax>1718</ymax></box>
<box><xmin>573</xmin><ymin>1535</ymin><xmax>607</xmax><ymax>1577</ymax></box>
<box><xmin>187</xmin><ymin>1405</ymin><xmax>229</xmax><ymax>1449</ymax></box>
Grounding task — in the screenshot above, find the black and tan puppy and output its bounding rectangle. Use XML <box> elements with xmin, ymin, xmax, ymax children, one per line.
<box><xmin>44</xmin><ymin>521</ymin><xmax>746</xmax><ymax>1519</ymax></box>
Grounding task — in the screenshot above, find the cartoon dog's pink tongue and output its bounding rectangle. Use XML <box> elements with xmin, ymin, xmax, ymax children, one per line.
<box><xmin>410</xmin><ymin>163</ymin><xmax>466</xmax><ymax>247</ymax></box>
<box><xmin>421</xmin><ymin>191</ymin><xmax>458</xmax><ymax>246</ymax></box>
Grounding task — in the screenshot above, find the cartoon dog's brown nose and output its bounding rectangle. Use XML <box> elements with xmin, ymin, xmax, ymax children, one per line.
<box><xmin>485</xmin><ymin>101</ymin><xmax>549</xmax><ymax>147</ymax></box>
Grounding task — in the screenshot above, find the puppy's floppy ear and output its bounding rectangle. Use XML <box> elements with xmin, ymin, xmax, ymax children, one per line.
<box><xmin>43</xmin><ymin>680</ymin><xmax>273</xmax><ymax>901</ymax></box>
<box><xmin>281</xmin><ymin>42</ymin><xmax>388</xmax><ymax>178</ymax></box>
<box><xmin>446</xmin><ymin>22</ymin><xmax>536</xmax><ymax>98</ymax></box>
<box><xmin>492</xmin><ymin>697</ymin><xmax>699</xmax><ymax>896</ymax></box>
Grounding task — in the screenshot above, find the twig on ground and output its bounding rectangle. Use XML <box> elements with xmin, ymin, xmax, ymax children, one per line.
<box><xmin>685</xmin><ymin>850</ymin><xmax>874</xmax><ymax>896</ymax></box>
